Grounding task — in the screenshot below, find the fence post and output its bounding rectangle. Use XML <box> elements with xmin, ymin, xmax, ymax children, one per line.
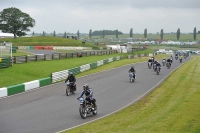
<box><xmin>66</xmin><ymin>53</ymin><xmax>67</xmax><ymax>58</ymax></box>
<box><xmin>26</xmin><ymin>55</ymin><xmax>28</xmax><ymax>62</ymax></box>
<box><xmin>14</xmin><ymin>56</ymin><xmax>16</xmax><ymax>64</ymax></box>
<box><xmin>52</xmin><ymin>54</ymin><xmax>54</xmax><ymax>60</ymax></box>
<box><xmin>72</xmin><ymin>53</ymin><xmax>73</xmax><ymax>58</ymax></box>
<box><xmin>44</xmin><ymin>54</ymin><xmax>46</xmax><ymax>60</ymax></box>
<box><xmin>59</xmin><ymin>53</ymin><xmax>61</xmax><ymax>59</ymax></box>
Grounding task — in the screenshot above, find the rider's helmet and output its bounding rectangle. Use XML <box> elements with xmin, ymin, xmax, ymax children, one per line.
<box><xmin>131</xmin><ymin>66</ymin><xmax>134</xmax><ymax>69</ymax></box>
<box><xmin>83</xmin><ymin>83</ymin><xmax>89</xmax><ymax>90</ymax></box>
<box><xmin>69</xmin><ymin>72</ymin><xmax>73</xmax><ymax>76</ymax></box>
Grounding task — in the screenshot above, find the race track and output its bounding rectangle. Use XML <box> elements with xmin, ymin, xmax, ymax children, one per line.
<box><xmin>0</xmin><ymin>56</ymin><xmax>190</xmax><ymax>133</ymax></box>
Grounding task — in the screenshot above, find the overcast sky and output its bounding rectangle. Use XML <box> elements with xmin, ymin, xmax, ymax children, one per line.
<box><xmin>0</xmin><ymin>0</ymin><xmax>199</xmax><ymax>34</ymax></box>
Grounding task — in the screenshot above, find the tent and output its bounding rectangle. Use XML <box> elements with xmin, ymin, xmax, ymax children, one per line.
<box><xmin>0</xmin><ymin>33</ymin><xmax>14</xmax><ymax>38</ymax></box>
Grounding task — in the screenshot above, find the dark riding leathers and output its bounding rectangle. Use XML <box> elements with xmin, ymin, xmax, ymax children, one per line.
<box><xmin>166</xmin><ymin>59</ymin><xmax>171</xmax><ymax>66</ymax></box>
<box><xmin>65</xmin><ymin>75</ymin><xmax>76</xmax><ymax>90</ymax></box>
<box><xmin>156</xmin><ymin>63</ymin><xmax>161</xmax><ymax>71</ymax></box>
<box><xmin>148</xmin><ymin>59</ymin><xmax>152</xmax><ymax>66</ymax></box>
<box><xmin>79</xmin><ymin>88</ymin><xmax>96</xmax><ymax>109</ymax></box>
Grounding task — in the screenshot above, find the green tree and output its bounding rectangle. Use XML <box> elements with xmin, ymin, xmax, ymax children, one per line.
<box><xmin>43</xmin><ymin>31</ymin><xmax>45</xmax><ymax>36</ymax></box>
<box><xmin>64</xmin><ymin>31</ymin><xmax>67</xmax><ymax>38</ymax></box>
<box><xmin>102</xmin><ymin>29</ymin><xmax>105</xmax><ymax>39</ymax></box>
<box><xmin>32</xmin><ymin>31</ymin><xmax>34</xmax><ymax>36</ymax></box>
<box><xmin>77</xmin><ymin>30</ymin><xmax>80</xmax><ymax>39</ymax></box>
<box><xmin>89</xmin><ymin>29</ymin><xmax>92</xmax><ymax>39</ymax></box>
<box><xmin>176</xmin><ymin>28</ymin><xmax>180</xmax><ymax>40</ymax></box>
<box><xmin>130</xmin><ymin>28</ymin><xmax>133</xmax><ymax>38</ymax></box>
<box><xmin>53</xmin><ymin>31</ymin><xmax>56</xmax><ymax>37</ymax></box>
<box><xmin>160</xmin><ymin>29</ymin><xmax>164</xmax><ymax>40</ymax></box>
<box><xmin>144</xmin><ymin>28</ymin><xmax>147</xmax><ymax>38</ymax></box>
<box><xmin>116</xmin><ymin>29</ymin><xmax>118</xmax><ymax>38</ymax></box>
<box><xmin>193</xmin><ymin>27</ymin><xmax>196</xmax><ymax>40</ymax></box>
<box><xmin>0</xmin><ymin>7</ymin><xmax>35</xmax><ymax>38</ymax></box>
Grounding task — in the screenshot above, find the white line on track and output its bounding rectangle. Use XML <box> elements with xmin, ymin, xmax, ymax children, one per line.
<box><xmin>56</xmin><ymin>59</ymin><xmax>190</xmax><ymax>133</ymax></box>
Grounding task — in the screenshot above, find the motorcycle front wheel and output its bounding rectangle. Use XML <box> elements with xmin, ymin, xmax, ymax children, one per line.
<box><xmin>79</xmin><ymin>105</ymin><xmax>87</xmax><ymax>119</ymax></box>
<box><xmin>66</xmin><ymin>86</ymin><xmax>70</xmax><ymax>96</ymax></box>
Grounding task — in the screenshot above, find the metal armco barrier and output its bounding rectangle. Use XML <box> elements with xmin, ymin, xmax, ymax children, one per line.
<box><xmin>11</xmin><ymin>50</ymin><xmax>117</xmax><ymax>64</ymax></box>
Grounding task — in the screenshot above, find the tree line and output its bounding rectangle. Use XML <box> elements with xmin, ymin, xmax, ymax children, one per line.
<box><xmin>0</xmin><ymin>7</ymin><xmax>199</xmax><ymax>40</ymax></box>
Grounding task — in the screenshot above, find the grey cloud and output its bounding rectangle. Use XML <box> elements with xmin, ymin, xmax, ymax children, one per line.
<box><xmin>1</xmin><ymin>0</ymin><xmax>200</xmax><ymax>9</ymax></box>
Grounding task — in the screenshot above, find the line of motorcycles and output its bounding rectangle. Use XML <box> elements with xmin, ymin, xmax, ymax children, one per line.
<box><xmin>65</xmin><ymin>81</ymin><xmax>98</xmax><ymax>119</ymax></box>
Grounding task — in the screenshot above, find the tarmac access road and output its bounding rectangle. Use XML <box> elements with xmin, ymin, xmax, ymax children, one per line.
<box><xmin>0</xmin><ymin>56</ymin><xmax>190</xmax><ymax>133</ymax></box>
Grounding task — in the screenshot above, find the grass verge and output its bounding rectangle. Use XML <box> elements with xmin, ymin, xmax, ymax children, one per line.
<box><xmin>62</xmin><ymin>56</ymin><xmax>200</xmax><ymax>133</ymax></box>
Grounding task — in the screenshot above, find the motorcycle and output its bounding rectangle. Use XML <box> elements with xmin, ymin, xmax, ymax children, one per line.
<box><xmin>66</xmin><ymin>81</ymin><xmax>75</xmax><ymax>96</ymax></box>
<box><xmin>162</xmin><ymin>60</ymin><xmax>166</xmax><ymax>66</ymax></box>
<box><xmin>153</xmin><ymin>63</ymin><xmax>157</xmax><ymax>71</ymax></box>
<box><xmin>156</xmin><ymin>66</ymin><xmax>161</xmax><ymax>75</ymax></box>
<box><xmin>180</xmin><ymin>58</ymin><xmax>182</xmax><ymax>63</ymax></box>
<box><xmin>129</xmin><ymin>72</ymin><xmax>135</xmax><ymax>83</ymax></box>
<box><xmin>175</xmin><ymin>56</ymin><xmax>178</xmax><ymax>60</ymax></box>
<box><xmin>78</xmin><ymin>97</ymin><xmax>97</xmax><ymax>119</ymax></box>
<box><xmin>148</xmin><ymin>62</ymin><xmax>152</xmax><ymax>69</ymax></box>
<box><xmin>166</xmin><ymin>62</ymin><xmax>171</xmax><ymax>69</ymax></box>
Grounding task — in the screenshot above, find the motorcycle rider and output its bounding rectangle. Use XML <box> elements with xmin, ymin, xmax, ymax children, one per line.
<box><xmin>153</xmin><ymin>60</ymin><xmax>157</xmax><ymax>70</ymax></box>
<box><xmin>65</xmin><ymin>72</ymin><xmax>76</xmax><ymax>91</ymax></box>
<box><xmin>77</xmin><ymin>84</ymin><xmax>96</xmax><ymax>110</ymax></box>
<box><xmin>148</xmin><ymin>58</ymin><xmax>153</xmax><ymax>67</ymax></box>
<box><xmin>156</xmin><ymin>61</ymin><xmax>161</xmax><ymax>71</ymax></box>
<box><xmin>166</xmin><ymin>58</ymin><xmax>171</xmax><ymax>66</ymax></box>
<box><xmin>128</xmin><ymin>66</ymin><xmax>136</xmax><ymax>79</ymax></box>
<box><xmin>162</xmin><ymin>58</ymin><xmax>166</xmax><ymax>65</ymax></box>
<box><xmin>170</xmin><ymin>55</ymin><xmax>173</xmax><ymax>63</ymax></box>
<box><xmin>151</xmin><ymin>57</ymin><xmax>155</xmax><ymax>62</ymax></box>
<box><xmin>179</xmin><ymin>54</ymin><xmax>183</xmax><ymax>62</ymax></box>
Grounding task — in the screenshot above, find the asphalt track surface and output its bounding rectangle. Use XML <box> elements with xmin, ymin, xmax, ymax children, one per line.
<box><xmin>0</xmin><ymin>56</ymin><xmax>190</xmax><ymax>133</ymax></box>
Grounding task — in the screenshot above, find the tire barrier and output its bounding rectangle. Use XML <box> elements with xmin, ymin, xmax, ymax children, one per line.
<box><xmin>51</xmin><ymin>56</ymin><xmax>124</xmax><ymax>83</ymax></box>
<box><xmin>0</xmin><ymin>58</ymin><xmax>11</xmax><ymax>68</ymax></box>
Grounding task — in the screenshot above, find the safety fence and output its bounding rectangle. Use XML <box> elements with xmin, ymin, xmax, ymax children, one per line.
<box><xmin>11</xmin><ymin>50</ymin><xmax>117</xmax><ymax>64</ymax></box>
<box><xmin>51</xmin><ymin>56</ymin><xmax>123</xmax><ymax>83</ymax></box>
<box><xmin>128</xmin><ymin>53</ymin><xmax>154</xmax><ymax>59</ymax></box>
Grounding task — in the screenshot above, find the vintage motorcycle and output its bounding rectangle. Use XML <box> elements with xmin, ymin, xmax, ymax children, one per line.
<box><xmin>78</xmin><ymin>97</ymin><xmax>97</xmax><ymax>119</ymax></box>
<box><xmin>155</xmin><ymin>66</ymin><xmax>161</xmax><ymax>75</ymax></box>
<box><xmin>66</xmin><ymin>81</ymin><xmax>75</xmax><ymax>96</ymax></box>
<box><xmin>162</xmin><ymin>59</ymin><xmax>166</xmax><ymax>66</ymax></box>
<box><xmin>148</xmin><ymin>62</ymin><xmax>152</xmax><ymax>69</ymax></box>
<box><xmin>129</xmin><ymin>72</ymin><xmax>135</xmax><ymax>83</ymax></box>
<box><xmin>166</xmin><ymin>62</ymin><xmax>171</xmax><ymax>69</ymax></box>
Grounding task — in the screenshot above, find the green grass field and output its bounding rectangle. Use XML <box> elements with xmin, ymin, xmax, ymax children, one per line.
<box><xmin>0</xmin><ymin>36</ymin><xmax>104</xmax><ymax>48</ymax></box>
<box><xmin>62</xmin><ymin>56</ymin><xmax>200</xmax><ymax>133</ymax></box>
